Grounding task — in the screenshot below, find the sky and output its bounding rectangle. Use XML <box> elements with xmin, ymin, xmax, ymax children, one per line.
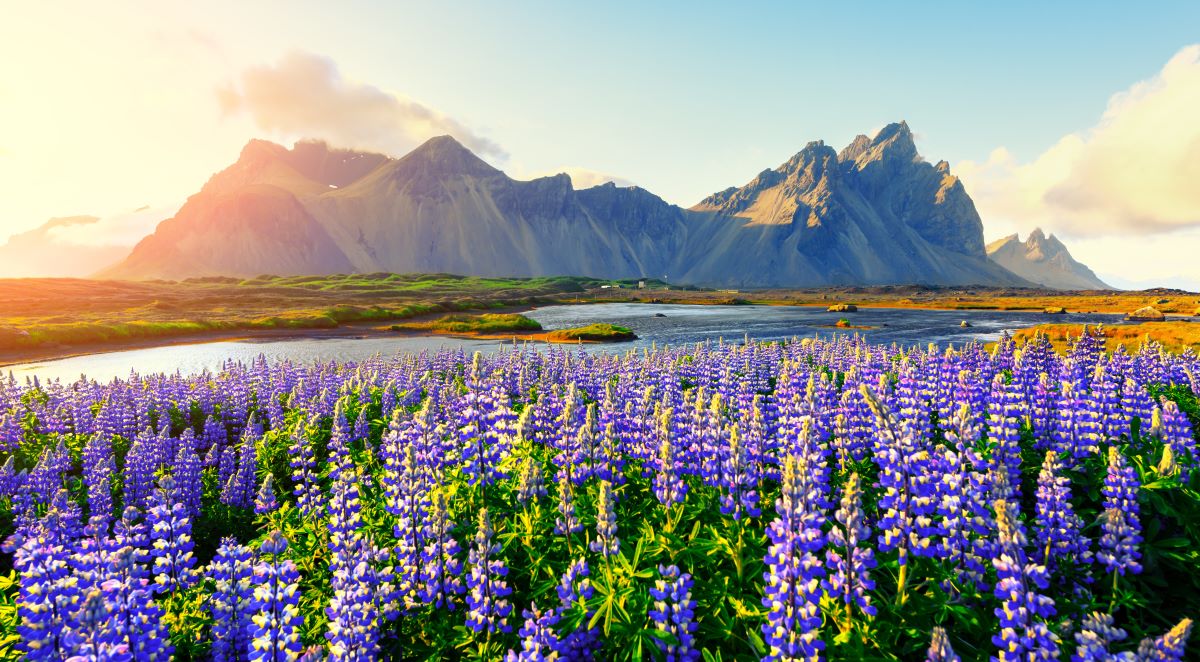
<box><xmin>2</xmin><ymin>1</ymin><xmax>1198</xmax><ymax>287</ymax></box>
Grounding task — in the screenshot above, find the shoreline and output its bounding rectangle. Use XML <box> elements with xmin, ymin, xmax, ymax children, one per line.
<box><xmin>2</xmin><ymin>293</ymin><xmax>1189</xmax><ymax>368</ymax></box>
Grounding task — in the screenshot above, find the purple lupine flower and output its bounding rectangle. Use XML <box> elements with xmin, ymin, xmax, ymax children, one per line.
<box><xmin>554</xmin><ymin>472</ymin><xmax>582</xmax><ymax>537</ymax></box>
<box><xmin>515</xmin><ymin>455</ymin><xmax>547</xmax><ymax>507</ymax></box>
<box><xmin>927</xmin><ymin>626</ymin><xmax>961</xmax><ymax>662</ymax></box>
<box><xmin>255</xmin><ymin>473</ymin><xmax>278</xmax><ymax>515</ymax></box>
<box><xmin>62</xmin><ymin>588</ymin><xmax>129</xmax><ymax>660</ymax></box>
<box><xmin>1033</xmin><ymin>450</ymin><xmax>1091</xmax><ymax>569</ymax></box>
<box><xmin>209</xmin><ymin>537</ymin><xmax>255</xmax><ymax>662</ymax></box>
<box><xmin>762</xmin><ymin>453</ymin><xmax>826</xmax><ymax>660</ymax></box>
<box><xmin>824</xmin><ymin>471</ymin><xmax>876</xmax><ymax>619</ymax></box>
<box><xmin>505</xmin><ymin>602</ymin><xmax>561</xmax><ymax>662</ymax></box>
<box><xmin>288</xmin><ymin>418</ymin><xmax>325</xmax><ymax>520</ymax></box>
<box><xmin>457</xmin><ymin>356</ymin><xmax>510</xmax><ymax>488</ymax></box>
<box><xmin>45</xmin><ymin>488</ymin><xmax>84</xmax><ymax>544</ymax></box>
<box><xmin>1121</xmin><ymin>379</ymin><xmax>1155</xmax><ymax>438</ymax></box>
<box><xmin>652</xmin><ymin>407</ymin><xmax>687</xmax><ymax>507</ymax></box>
<box><xmin>1097</xmin><ymin>446</ymin><xmax>1142</xmax><ymax>576</ymax></box>
<box><xmin>719</xmin><ymin>425</ymin><xmax>761</xmax><ymax>520</ymax></box>
<box><xmin>221</xmin><ymin>428</ymin><xmax>259</xmax><ymax>510</ymax></box>
<box><xmin>102</xmin><ymin>546</ymin><xmax>174</xmax><ymax>660</ymax></box>
<box><xmin>1093</xmin><ymin>366</ymin><xmax>1126</xmax><ymax>442</ymax></box>
<box><xmin>81</xmin><ymin>434</ymin><xmax>115</xmax><ymax>526</ymax></box>
<box><xmin>113</xmin><ymin>505</ymin><xmax>151</xmax><ymax>585</ymax></box>
<box><xmin>1073</xmin><ymin>611</ymin><xmax>1128</xmax><ymax>661</ymax></box>
<box><xmin>249</xmin><ymin>531</ymin><xmax>304</xmax><ymax>662</ymax></box>
<box><xmin>991</xmin><ymin>499</ymin><xmax>1059</xmax><ymax>661</ymax></box>
<box><xmin>385</xmin><ymin>429</ymin><xmax>427</xmax><ymax>611</ymax></box>
<box><xmin>556</xmin><ymin>557</ymin><xmax>600</xmax><ymax>657</ymax></box>
<box><xmin>11</xmin><ymin>535</ymin><xmax>76</xmax><ymax>660</ymax></box>
<box><xmin>649</xmin><ymin>564</ymin><xmax>699</xmax><ymax>662</ymax></box>
<box><xmin>326</xmin><ymin>559</ymin><xmax>382</xmax><ymax>658</ymax></box>
<box><xmin>987</xmin><ymin>374</ymin><xmax>1024</xmax><ymax>498</ymax></box>
<box><xmin>147</xmin><ymin>475</ymin><xmax>198</xmax><ymax>594</ymax></box>
<box><xmin>589</xmin><ymin>480</ymin><xmax>620</xmax><ymax>557</ymax></box>
<box><xmin>325</xmin><ymin>461</ymin><xmax>383</xmax><ymax>658</ymax></box>
<box><xmin>419</xmin><ymin>490</ymin><xmax>464</xmax><ymax>610</ymax></box>
<box><xmin>1160</xmin><ymin>401</ymin><xmax>1198</xmax><ymax>477</ymax></box>
<box><xmin>1135</xmin><ymin>618</ymin><xmax>1193</xmax><ymax>661</ymax></box>
<box><xmin>174</xmin><ymin>430</ymin><xmax>203</xmax><ymax>517</ymax></box>
<box><xmin>465</xmin><ymin>507</ymin><xmax>512</xmax><ymax>634</ymax></box>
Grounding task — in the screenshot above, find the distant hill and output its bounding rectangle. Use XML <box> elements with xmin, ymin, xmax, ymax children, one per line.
<box><xmin>986</xmin><ymin>228</ymin><xmax>1110</xmax><ymax>290</ymax></box>
<box><xmin>0</xmin><ymin>216</ymin><xmax>130</xmax><ymax>278</ymax></box>
<box><xmin>102</xmin><ymin>126</ymin><xmax>1030</xmax><ymax>288</ymax></box>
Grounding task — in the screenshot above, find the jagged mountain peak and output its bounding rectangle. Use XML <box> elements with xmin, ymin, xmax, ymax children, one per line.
<box><xmin>841</xmin><ymin>121</ymin><xmax>919</xmax><ymax>170</ymax></box>
<box><xmin>398</xmin><ymin>135</ymin><xmax>500</xmax><ymax>177</ymax></box>
<box><xmin>986</xmin><ymin>228</ymin><xmax>1111</xmax><ymax>290</ymax></box>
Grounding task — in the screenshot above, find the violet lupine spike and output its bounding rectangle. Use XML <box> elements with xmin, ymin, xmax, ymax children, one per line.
<box><xmin>420</xmin><ymin>489</ymin><xmax>464</xmax><ymax>610</ymax></box>
<box><xmin>81</xmin><ymin>434</ymin><xmax>115</xmax><ymax>526</ymax></box>
<box><xmin>1160</xmin><ymin>400</ymin><xmax>1198</xmax><ymax>478</ymax></box>
<box><xmin>824</xmin><ymin>471</ymin><xmax>877</xmax><ymax>619</ymax></box>
<box><xmin>589</xmin><ymin>479</ymin><xmax>620</xmax><ymax>557</ymax></box>
<box><xmin>505</xmin><ymin>602</ymin><xmax>561</xmax><ymax>662</ymax></box>
<box><xmin>174</xmin><ymin>430</ymin><xmax>203</xmax><ymax>517</ymax></box>
<box><xmin>1033</xmin><ymin>450</ymin><xmax>1091</xmax><ymax>569</ymax></box>
<box><xmin>1135</xmin><ymin>618</ymin><xmax>1193</xmax><ymax>662</ymax></box>
<box><xmin>288</xmin><ymin>418</ymin><xmax>325</xmax><ymax>520</ymax></box>
<box><xmin>1097</xmin><ymin>446</ymin><xmax>1143</xmax><ymax>576</ymax></box>
<box><xmin>249</xmin><ymin>531</ymin><xmax>304</xmax><ymax>662</ymax></box>
<box><xmin>762</xmin><ymin>453</ymin><xmax>826</xmax><ymax>661</ymax></box>
<box><xmin>991</xmin><ymin>499</ymin><xmax>1059</xmax><ymax>661</ymax></box>
<box><xmin>554</xmin><ymin>471</ymin><xmax>582</xmax><ymax>537</ymax></box>
<box><xmin>652</xmin><ymin>407</ymin><xmax>688</xmax><ymax>508</ymax></box>
<box><xmin>1073</xmin><ymin>611</ymin><xmax>1128</xmax><ymax>661</ymax></box>
<box><xmin>719</xmin><ymin>424</ymin><xmax>761</xmax><ymax>520</ymax></box>
<box><xmin>255</xmin><ymin>473</ymin><xmax>279</xmax><ymax>515</ymax></box>
<box><xmin>556</xmin><ymin>557</ymin><xmax>600</xmax><ymax>657</ymax></box>
<box><xmin>209</xmin><ymin>537</ymin><xmax>255</xmax><ymax>662</ymax></box>
<box><xmin>649</xmin><ymin>564</ymin><xmax>700</xmax><ymax>662</ymax></box>
<box><xmin>147</xmin><ymin>475</ymin><xmax>198</xmax><ymax>595</ymax></box>
<box><xmin>927</xmin><ymin>626</ymin><xmax>961</xmax><ymax>662</ymax></box>
<box><xmin>12</xmin><ymin>534</ymin><xmax>75</xmax><ymax>660</ymax></box>
<box><xmin>465</xmin><ymin>507</ymin><xmax>513</xmax><ymax>635</ymax></box>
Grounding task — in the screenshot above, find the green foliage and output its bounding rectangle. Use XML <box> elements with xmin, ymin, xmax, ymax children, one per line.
<box><xmin>392</xmin><ymin>313</ymin><xmax>544</xmax><ymax>334</ymax></box>
<box><xmin>547</xmin><ymin>323</ymin><xmax>637</xmax><ymax>342</ymax></box>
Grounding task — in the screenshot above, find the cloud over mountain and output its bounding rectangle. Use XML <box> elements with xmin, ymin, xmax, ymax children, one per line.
<box><xmin>958</xmin><ymin>44</ymin><xmax>1200</xmax><ymax>237</ymax></box>
<box><xmin>218</xmin><ymin>52</ymin><xmax>506</xmax><ymax>160</ymax></box>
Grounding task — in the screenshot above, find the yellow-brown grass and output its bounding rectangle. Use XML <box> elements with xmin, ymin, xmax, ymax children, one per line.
<box><xmin>1010</xmin><ymin>321</ymin><xmax>1200</xmax><ymax>353</ymax></box>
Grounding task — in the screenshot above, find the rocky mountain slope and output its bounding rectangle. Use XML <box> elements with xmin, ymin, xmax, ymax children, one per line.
<box><xmin>986</xmin><ymin>228</ymin><xmax>1110</xmax><ymax>290</ymax></box>
<box><xmin>103</xmin><ymin>125</ymin><xmax>1030</xmax><ymax>287</ymax></box>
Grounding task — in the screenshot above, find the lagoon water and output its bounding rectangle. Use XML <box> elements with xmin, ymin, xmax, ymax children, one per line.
<box><xmin>4</xmin><ymin>303</ymin><xmax>1123</xmax><ymax>382</ymax></box>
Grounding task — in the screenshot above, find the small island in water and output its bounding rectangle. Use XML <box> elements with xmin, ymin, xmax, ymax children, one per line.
<box><xmin>390</xmin><ymin>313</ymin><xmax>637</xmax><ymax>343</ymax></box>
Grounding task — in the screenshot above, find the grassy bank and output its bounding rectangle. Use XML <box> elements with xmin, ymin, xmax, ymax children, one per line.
<box><xmin>0</xmin><ymin>274</ymin><xmax>619</xmax><ymax>359</ymax></box>
<box><xmin>390</xmin><ymin>313</ymin><xmax>543</xmax><ymax>334</ymax></box>
<box><xmin>2</xmin><ymin>272</ymin><xmax>1196</xmax><ymax>361</ymax></box>
<box><xmin>546</xmin><ymin>323</ymin><xmax>637</xmax><ymax>342</ymax></box>
<box><xmin>1011</xmin><ymin>321</ymin><xmax>1200</xmax><ymax>353</ymax></box>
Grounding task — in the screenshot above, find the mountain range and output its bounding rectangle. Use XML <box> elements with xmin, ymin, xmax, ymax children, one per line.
<box><xmin>97</xmin><ymin>122</ymin><xmax>1091</xmax><ymax>288</ymax></box>
<box><xmin>986</xmin><ymin>228</ymin><xmax>1110</xmax><ymax>290</ymax></box>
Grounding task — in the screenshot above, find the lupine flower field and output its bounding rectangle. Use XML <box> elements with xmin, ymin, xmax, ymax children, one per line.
<box><xmin>2</xmin><ymin>330</ymin><xmax>1200</xmax><ymax>660</ymax></box>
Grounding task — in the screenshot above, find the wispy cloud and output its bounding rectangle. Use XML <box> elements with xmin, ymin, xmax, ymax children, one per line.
<box><xmin>218</xmin><ymin>52</ymin><xmax>505</xmax><ymax>159</ymax></box>
<box><xmin>958</xmin><ymin>44</ymin><xmax>1200</xmax><ymax>237</ymax></box>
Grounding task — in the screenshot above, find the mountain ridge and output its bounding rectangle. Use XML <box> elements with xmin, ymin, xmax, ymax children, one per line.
<box><xmin>986</xmin><ymin>228</ymin><xmax>1111</xmax><ymax>290</ymax></box>
<box><xmin>102</xmin><ymin>125</ymin><xmax>1033</xmax><ymax>288</ymax></box>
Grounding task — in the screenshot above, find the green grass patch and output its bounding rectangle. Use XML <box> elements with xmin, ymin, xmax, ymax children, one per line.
<box><xmin>546</xmin><ymin>323</ymin><xmax>637</xmax><ymax>342</ymax></box>
<box><xmin>391</xmin><ymin>313</ymin><xmax>543</xmax><ymax>334</ymax></box>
